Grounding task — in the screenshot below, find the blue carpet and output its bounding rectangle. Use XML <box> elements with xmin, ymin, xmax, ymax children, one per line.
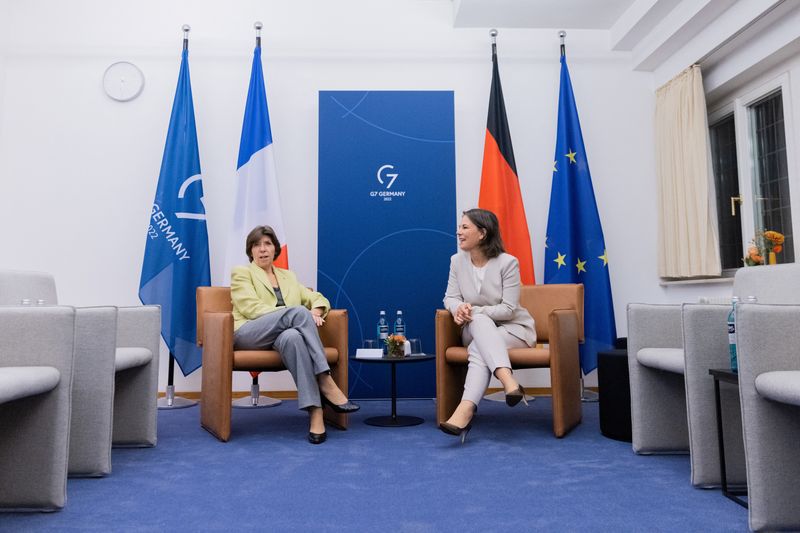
<box><xmin>1</xmin><ymin>398</ymin><xmax>748</xmax><ymax>532</ymax></box>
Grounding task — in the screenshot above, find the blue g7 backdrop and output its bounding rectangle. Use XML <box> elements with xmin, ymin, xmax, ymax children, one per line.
<box><xmin>318</xmin><ymin>91</ymin><xmax>456</xmax><ymax>399</ymax></box>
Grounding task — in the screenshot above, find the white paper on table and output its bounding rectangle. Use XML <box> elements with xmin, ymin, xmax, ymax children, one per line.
<box><xmin>355</xmin><ymin>348</ymin><xmax>385</xmax><ymax>359</ymax></box>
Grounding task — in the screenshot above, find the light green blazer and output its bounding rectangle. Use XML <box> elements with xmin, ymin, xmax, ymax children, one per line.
<box><xmin>231</xmin><ymin>262</ymin><xmax>331</xmax><ymax>332</ymax></box>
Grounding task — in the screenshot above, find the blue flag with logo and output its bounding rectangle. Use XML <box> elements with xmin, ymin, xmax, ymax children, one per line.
<box><xmin>139</xmin><ymin>47</ymin><xmax>210</xmax><ymax>376</ymax></box>
<box><xmin>544</xmin><ymin>54</ymin><xmax>616</xmax><ymax>375</ymax></box>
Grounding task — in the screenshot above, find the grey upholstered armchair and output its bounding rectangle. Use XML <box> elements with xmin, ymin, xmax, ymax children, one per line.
<box><xmin>0</xmin><ymin>270</ymin><xmax>161</xmax><ymax>476</ymax></box>
<box><xmin>0</xmin><ymin>306</ymin><xmax>76</xmax><ymax>510</ymax></box>
<box><xmin>736</xmin><ymin>303</ymin><xmax>800</xmax><ymax>532</ymax></box>
<box><xmin>628</xmin><ymin>263</ymin><xmax>800</xmax><ymax>489</ymax></box>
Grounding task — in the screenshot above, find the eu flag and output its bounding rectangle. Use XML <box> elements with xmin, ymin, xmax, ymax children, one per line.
<box><xmin>139</xmin><ymin>46</ymin><xmax>210</xmax><ymax>375</ymax></box>
<box><xmin>544</xmin><ymin>54</ymin><xmax>616</xmax><ymax>375</ymax></box>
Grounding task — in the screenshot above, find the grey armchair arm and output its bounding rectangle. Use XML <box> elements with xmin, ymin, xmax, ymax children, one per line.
<box><xmin>737</xmin><ymin>303</ymin><xmax>800</xmax><ymax>532</ymax></box>
<box><xmin>0</xmin><ymin>306</ymin><xmax>76</xmax><ymax>511</ymax></box>
<box><xmin>70</xmin><ymin>307</ymin><xmax>117</xmax><ymax>476</ymax></box>
<box><xmin>113</xmin><ymin>305</ymin><xmax>160</xmax><ymax>447</ymax></box>
<box><xmin>627</xmin><ymin>303</ymin><xmax>688</xmax><ymax>453</ymax></box>
<box><xmin>682</xmin><ymin>304</ymin><xmax>745</xmax><ymax>488</ymax></box>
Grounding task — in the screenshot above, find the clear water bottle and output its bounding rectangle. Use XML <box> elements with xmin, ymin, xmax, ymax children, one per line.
<box><xmin>377</xmin><ymin>310</ymin><xmax>389</xmax><ymax>347</ymax></box>
<box><xmin>394</xmin><ymin>310</ymin><xmax>405</xmax><ymax>337</ymax></box>
<box><xmin>728</xmin><ymin>296</ymin><xmax>740</xmax><ymax>372</ymax></box>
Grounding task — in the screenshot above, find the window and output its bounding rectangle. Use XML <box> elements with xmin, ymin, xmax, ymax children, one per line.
<box><xmin>750</xmin><ymin>91</ymin><xmax>794</xmax><ymax>263</ymax></box>
<box><xmin>709</xmin><ymin>114</ymin><xmax>744</xmax><ymax>270</ymax></box>
<box><xmin>709</xmin><ymin>75</ymin><xmax>797</xmax><ymax>270</ymax></box>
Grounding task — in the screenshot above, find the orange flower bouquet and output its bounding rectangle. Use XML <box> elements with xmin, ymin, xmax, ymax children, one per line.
<box><xmin>744</xmin><ymin>230</ymin><xmax>784</xmax><ymax>266</ymax></box>
<box><xmin>385</xmin><ymin>334</ymin><xmax>407</xmax><ymax>358</ymax></box>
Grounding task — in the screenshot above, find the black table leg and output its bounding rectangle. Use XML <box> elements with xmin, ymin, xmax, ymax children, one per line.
<box><xmin>364</xmin><ymin>361</ymin><xmax>424</xmax><ymax>427</ymax></box>
<box><xmin>714</xmin><ymin>377</ymin><xmax>748</xmax><ymax>508</ymax></box>
<box><xmin>390</xmin><ymin>360</ymin><xmax>397</xmax><ymax>421</ymax></box>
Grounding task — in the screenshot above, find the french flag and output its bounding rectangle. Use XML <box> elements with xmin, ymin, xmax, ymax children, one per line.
<box><xmin>224</xmin><ymin>39</ymin><xmax>288</xmax><ymax>276</ymax></box>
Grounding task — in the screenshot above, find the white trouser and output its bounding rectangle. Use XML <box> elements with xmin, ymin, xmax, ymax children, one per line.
<box><xmin>461</xmin><ymin>313</ymin><xmax>529</xmax><ymax>406</ymax></box>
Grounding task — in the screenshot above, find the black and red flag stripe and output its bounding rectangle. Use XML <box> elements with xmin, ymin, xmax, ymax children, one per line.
<box><xmin>478</xmin><ymin>39</ymin><xmax>535</xmax><ymax>284</ymax></box>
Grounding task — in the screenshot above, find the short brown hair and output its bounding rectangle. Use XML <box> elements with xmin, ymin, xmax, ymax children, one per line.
<box><xmin>463</xmin><ymin>208</ymin><xmax>505</xmax><ymax>259</ymax></box>
<box><xmin>245</xmin><ymin>225</ymin><xmax>282</xmax><ymax>262</ymax></box>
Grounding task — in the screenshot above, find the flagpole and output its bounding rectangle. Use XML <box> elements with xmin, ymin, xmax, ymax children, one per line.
<box><xmin>558</xmin><ymin>29</ymin><xmax>598</xmax><ymax>403</ymax></box>
<box><xmin>157</xmin><ymin>23</ymin><xmax>199</xmax><ymax>410</ymax></box>
<box><xmin>230</xmin><ymin>20</ymin><xmax>282</xmax><ymax>410</ymax></box>
<box><xmin>481</xmin><ymin>28</ymin><xmax>535</xmax><ymax>405</ymax></box>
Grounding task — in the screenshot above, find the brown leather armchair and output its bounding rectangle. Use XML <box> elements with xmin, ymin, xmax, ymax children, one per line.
<box><xmin>196</xmin><ymin>287</ymin><xmax>349</xmax><ymax>442</ymax></box>
<box><xmin>436</xmin><ymin>283</ymin><xmax>584</xmax><ymax>437</ymax></box>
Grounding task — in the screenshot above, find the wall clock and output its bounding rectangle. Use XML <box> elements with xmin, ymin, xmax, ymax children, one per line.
<box><xmin>103</xmin><ymin>61</ymin><xmax>145</xmax><ymax>102</ymax></box>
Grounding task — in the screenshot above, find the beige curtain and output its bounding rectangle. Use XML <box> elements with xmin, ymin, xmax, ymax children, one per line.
<box><xmin>655</xmin><ymin>65</ymin><xmax>721</xmax><ymax>278</ymax></box>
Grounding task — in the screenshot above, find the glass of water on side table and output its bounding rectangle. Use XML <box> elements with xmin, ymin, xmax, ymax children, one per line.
<box><xmin>409</xmin><ymin>338</ymin><xmax>422</xmax><ymax>355</ymax></box>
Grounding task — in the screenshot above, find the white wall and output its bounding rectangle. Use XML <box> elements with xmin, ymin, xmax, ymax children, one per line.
<box><xmin>0</xmin><ymin>0</ymin><xmax>737</xmax><ymax>394</ymax></box>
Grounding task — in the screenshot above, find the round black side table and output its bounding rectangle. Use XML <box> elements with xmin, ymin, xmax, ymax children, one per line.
<box><xmin>597</xmin><ymin>348</ymin><xmax>632</xmax><ymax>442</ymax></box>
<box><xmin>351</xmin><ymin>353</ymin><xmax>434</xmax><ymax>427</ymax></box>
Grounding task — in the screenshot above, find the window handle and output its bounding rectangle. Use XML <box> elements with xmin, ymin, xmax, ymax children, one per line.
<box><xmin>730</xmin><ymin>195</ymin><xmax>743</xmax><ymax>216</ymax></box>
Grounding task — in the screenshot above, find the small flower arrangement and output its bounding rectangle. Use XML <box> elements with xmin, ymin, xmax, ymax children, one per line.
<box><xmin>744</xmin><ymin>230</ymin><xmax>785</xmax><ymax>266</ymax></box>
<box><xmin>385</xmin><ymin>334</ymin><xmax>406</xmax><ymax>357</ymax></box>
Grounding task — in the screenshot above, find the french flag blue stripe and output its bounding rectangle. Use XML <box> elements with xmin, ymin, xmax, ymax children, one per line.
<box><xmin>237</xmin><ymin>46</ymin><xmax>273</xmax><ymax>170</ymax></box>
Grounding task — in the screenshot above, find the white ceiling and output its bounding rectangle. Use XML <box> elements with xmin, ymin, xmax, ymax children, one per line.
<box><xmin>453</xmin><ymin>0</ymin><xmax>639</xmax><ymax>29</ymax></box>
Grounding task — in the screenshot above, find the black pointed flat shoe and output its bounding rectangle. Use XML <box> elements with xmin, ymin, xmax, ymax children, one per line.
<box><xmin>308</xmin><ymin>431</ymin><xmax>327</xmax><ymax>444</ymax></box>
<box><xmin>322</xmin><ymin>395</ymin><xmax>360</xmax><ymax>413</ymax></box>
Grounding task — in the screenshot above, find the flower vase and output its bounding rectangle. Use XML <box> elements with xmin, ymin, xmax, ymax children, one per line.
<box><xmin>388</xmin><ymin>346</ymin><xmax>404</xmax><ymax>358</ymax></box>
<box><xmin>769</xmin><ymin>251</ymin><xmax>777</xmax><ymax>265</ymax></box>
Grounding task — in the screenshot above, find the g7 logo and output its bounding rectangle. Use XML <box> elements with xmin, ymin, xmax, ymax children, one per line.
<box><xmin>376</xmin><ymin>164</ymin><xmax>398</xmax><ymax>189</ymax></box>
<box><xmin>175</xmin><ymin>174</ymin><xmax>207</xmax><ymax>220</ymax></box>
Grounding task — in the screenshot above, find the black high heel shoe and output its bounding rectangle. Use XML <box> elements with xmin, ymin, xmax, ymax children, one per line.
<box><xmin>439</xmin><ymin>404</ymin><xmax>476</xmax><ymax>444</ymax></box>
<box><xmin>308</xmin><ymin>431</ymin><xmax>327</xmax><ymax>444</ymax></box>
<box><xmin>505</xmin><ymin>385</ymin><xmax>529</xmax><ymax>407</ymax></box>
<box><xmin>439</xmin><ymin>421</ymin><xmax>473</xmax><ymax>444</ymax></box>
<box><xmin>321</xmin><ymin>395</ymin><xmax>360</xmax><ymax>413</ymax></box>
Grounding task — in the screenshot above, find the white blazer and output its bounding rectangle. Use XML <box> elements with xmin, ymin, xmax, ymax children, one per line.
<box><xmin>443</xmin><ymin>252</ymin><xmax>536</xmax><ymax>345</ymax></box>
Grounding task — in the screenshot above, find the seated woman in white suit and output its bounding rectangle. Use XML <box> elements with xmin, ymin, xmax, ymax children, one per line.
<box><xmin>441</xmin><ymin>208</ymin><xmax>537</xmax><ymax>442</ymax></box>
<box><xmin>231</xmin><ymin>225</ymin><xmax>359</xmax><ymax>445</ymax></box>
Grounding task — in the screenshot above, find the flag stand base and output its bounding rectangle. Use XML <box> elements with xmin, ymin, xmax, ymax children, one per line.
<box><xmin>483</xmin><ymin>390</ymin><xmax>535</xmax><ymax>403</ymax></box>
<box><xmin>232</xmin><ymin>395</ymin><xmax>282</xmax><ymax>408</ymax></box>
<box><xmin>581</xmin><ymin>377</ymin><xmax>599</xmax><ymax>403</ymax></box>
<box><xmin>158</xmin><ymin>385</ymin><xmax>197</xmax><ymax>409</ymax></box>
<box><xmin>232</xmin><ymin>383</ymin><xmax>282</xmax><ymax>409</ymax></box>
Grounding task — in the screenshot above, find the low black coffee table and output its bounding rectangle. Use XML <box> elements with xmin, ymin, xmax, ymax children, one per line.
<box><xmin>709</xmin><ymin>368</ymin><xmax>748</xmax><ymax>509</ymax></box>
<box><xmin>351</xmin><ymin>353</ymin><xmax>434</xmax><ymax>427</ymax></box>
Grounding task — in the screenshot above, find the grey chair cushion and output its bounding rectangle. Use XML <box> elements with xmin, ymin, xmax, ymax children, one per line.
<box><xmin>115</xmin><ymin>347</ymin><xmax>153</xmax><ymax>372</ymax></box>
<box><xmin>0</xmin><ymin>366</ymin><xmax>60</xmax><ymax>404</ymax></box>
<box><xmin>637</xmin><ymin>348</ymin><xmax>685</xmax><ymax>374</ymax></box>
<box><xmin>755</xmin><ymin>371</ymin><xmax>800</xmax><ymax>407</ymax></box>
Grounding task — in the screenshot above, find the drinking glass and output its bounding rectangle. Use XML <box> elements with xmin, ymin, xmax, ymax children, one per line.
<box><xmin>409</xmin><ymin>338</ymin><xmax>422</xmax><ymax>355</ymax></box>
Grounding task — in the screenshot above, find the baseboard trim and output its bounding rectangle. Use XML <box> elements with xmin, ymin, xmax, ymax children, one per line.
<box><xmin>158</xmin><ymin>386</ymin><xmax>598</xmax><ymax>400</ymax></box>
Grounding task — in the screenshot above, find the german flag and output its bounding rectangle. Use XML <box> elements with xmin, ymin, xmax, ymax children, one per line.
<box><xmin>478</xmin><ymin>40</ymin><xmax>535</xmax><ymax>285</ymax></box>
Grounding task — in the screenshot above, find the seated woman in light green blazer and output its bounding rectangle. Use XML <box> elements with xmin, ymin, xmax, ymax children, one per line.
<box><xmin>231</xmin><ymin>225</ymin><xmax>359</xmax><ymax>445</ymax></box>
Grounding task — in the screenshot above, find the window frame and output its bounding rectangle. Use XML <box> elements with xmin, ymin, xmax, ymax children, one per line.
<box><xmin>708</xmin><ymin>103</ymin><xmax>740</xmax><ymax>273</ymax></box>
<box><xmin>708</xmin><ymin>72</ymin><xmax>799</xmax><ymax>269</ymax></box>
